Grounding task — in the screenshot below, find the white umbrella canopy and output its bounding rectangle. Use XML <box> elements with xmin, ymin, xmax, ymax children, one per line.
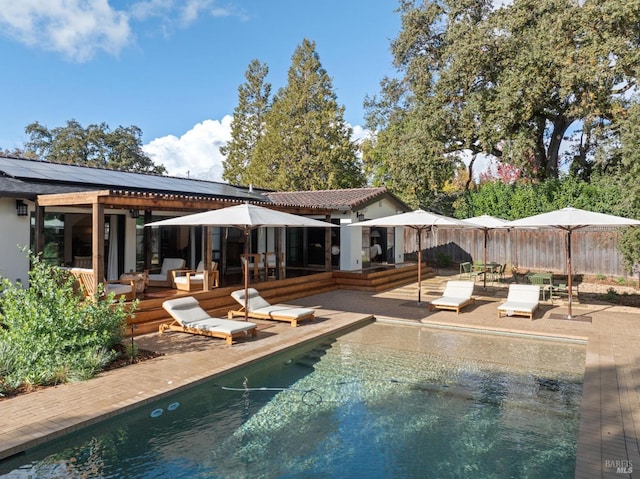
<box><xmin>464</xmin><ymin>215</ymin><xmax>511</xmax><ymax>288</ymax></box>
<box><xmin>507</xmin><ymin>207</ymin><xmax>640</xmax><ymax>319</ymax></box>
<box><xmin>146</xmin><ymin>203</ymin><xmax>336</xmax><ymax>319</ymax></box>
<box><xmin>145</xmin><ymin>203</ymin><xmax>334</xmax><ymax>229</ymax></box>
<box><xmin>351</xmin><ymin>209</ymin><xmax>472</xmax><ymax>304</ymax></box>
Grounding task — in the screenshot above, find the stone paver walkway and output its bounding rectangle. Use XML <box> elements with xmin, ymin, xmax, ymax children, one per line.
<box><xmin>1</xmin><ymin>273</ymin><xmax>639</xmax><ymax>478</ymax></box>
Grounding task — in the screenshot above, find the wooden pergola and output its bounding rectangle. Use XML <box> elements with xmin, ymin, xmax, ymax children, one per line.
<box><xmin>35</xmin><ymin>189</ymin><xmax>334</xmax><ymax>293</ymax></box>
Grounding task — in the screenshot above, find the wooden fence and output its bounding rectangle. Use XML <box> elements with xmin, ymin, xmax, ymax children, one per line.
<box><xmin>403</xmin><ymin>227</ymin><xmax>633</xmax><ymax>278</ymax></box>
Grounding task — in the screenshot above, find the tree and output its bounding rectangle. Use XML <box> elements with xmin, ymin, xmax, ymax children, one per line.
<box><xmin>0</xmin><ymin>147</ymin><xmax>31</xmax><ymax>158</ymax></box>
<box><xmin>247</xmin><ymin>39</ymin><xmax>365</xmax><ymax>190</ymax></box>
<box><xmin>221</xmin><ymin>59</ymin><xmax>271</xmax><ymax>185</ymax></box>
<box><xmin>366</xmin><ymin>0</ymin><xmax>640</xmax><ymax>192</ymax></box>
<box><xmin>23</xmin><ymin>120</ymin><xmax>166</xmax><ymax>174</ymax></box>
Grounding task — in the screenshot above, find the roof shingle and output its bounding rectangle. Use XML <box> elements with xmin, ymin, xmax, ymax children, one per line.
<box><xmin>264</xmin><ymin>187</ymin><xmax>393</xmax><ymax>210</ymax></box>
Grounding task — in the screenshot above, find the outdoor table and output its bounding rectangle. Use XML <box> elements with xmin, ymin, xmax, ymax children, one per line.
<box><xmin>119</xmin><ymin>271</ymin><xmax>148</xmax><ymax>293</ymax></box>
<box><xmin>472</xmin><ymin>262</ymin><xmax>499</xmax><ymax>274</ymax></box>
<box><xmin>471</xmin><ymin>262</ymin><xmax>499</xmax><ymax>287</ymax></box>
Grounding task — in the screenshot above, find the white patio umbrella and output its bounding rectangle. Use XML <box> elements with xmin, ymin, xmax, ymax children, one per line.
<box><xmin>146</xmin><ymin>203</ymin><xmax>335</xmax><ymax>320</ymax></box>
<box><xmin>351</xmin><ymin>209</ymin><xmax>472</xmax><ymax>304</ymax></box>
<box><xmin>464</xmin><ymin>215</ymin><xmax>511</xmax><ymax>288</ymax></box>
<box><xmin>507</xmin><ymin>207</ymin><xmax>640</xmax><ymax>320</ymax></box>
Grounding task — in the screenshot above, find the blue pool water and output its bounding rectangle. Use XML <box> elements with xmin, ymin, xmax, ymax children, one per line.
<box><xmin>0</xmin><ymin>322</ymin><xmax>585</xmax><ymax>478</ymax></box>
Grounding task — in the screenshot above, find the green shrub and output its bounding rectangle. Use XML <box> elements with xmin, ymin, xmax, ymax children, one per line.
<box><xmin>0</xmin><ymin>251</ymin><xmax>137</xmax><ymax>395</ymax></box>
<box><xmin>604</xmin><ymin>287</ymin><xmax>618</xmax><ymax>302</ymax></box>
<box><xmin>595</xmin><ymin>273</ymin><xmax>606</xmax><ymax>281</ymax></box>
<box><xmin>615</xmin><ymin>277</ymin><xmax>627</xmax><ymax>285</ymax></box>
<box><xmin>435</xmin><ymin>253</ymin><xmax>453</xmax><ymax>268</ymax></box>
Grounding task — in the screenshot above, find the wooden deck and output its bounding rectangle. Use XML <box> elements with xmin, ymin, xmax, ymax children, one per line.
<box><xmin>128</xmin><ymin>263</ymin><xmax>433</xmax><ymax>335</ymax></box>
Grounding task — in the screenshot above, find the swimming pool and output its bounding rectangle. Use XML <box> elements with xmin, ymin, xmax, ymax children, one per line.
<box><xmin>0</xmin><ymin>322</ymin><xmax>585</xmax><ymax>478</ymax></box>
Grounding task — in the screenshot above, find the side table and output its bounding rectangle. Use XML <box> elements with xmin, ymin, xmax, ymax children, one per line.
<box><xmin>120</xmin><ymin>272</ymin><xmax>148</xmax><ymax>294</ymax></box>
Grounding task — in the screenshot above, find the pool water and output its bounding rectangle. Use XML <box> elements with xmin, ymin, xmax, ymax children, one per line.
<box><xmin>0</xmin><ymin>322</ymin><xmax>585</xmax><ymax>479</ymax></box>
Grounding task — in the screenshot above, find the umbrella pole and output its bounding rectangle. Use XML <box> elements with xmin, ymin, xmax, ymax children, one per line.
<box><xmin>417</xmin><ymin>228</ymin><xmax>422</xmax><ymax>304</ymax></box>
<box><xmin>483</xmin><ymin>229</ymin><xmax>488</xmax><ymax>288</ymax></box>
<box><xmin>567</xmin><ymin>230</ymin><xmax>573</xmax><ymax>319</ymax></box>
<box><xmin>244</xmin><ymin>228</ymin><xmax>249</xmax><ymax>321</ymax></box>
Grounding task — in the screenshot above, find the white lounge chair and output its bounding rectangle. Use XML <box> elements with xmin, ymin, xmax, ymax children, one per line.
<box><xmin>229</xmin><ymin>288</ymin><xmax>315</xmax><ymax>327</ymax></box>
<box><xmin>161</xmin><ymin>296</ymin><xmax>257</xmax><ymax>345</ymax></box>
<box><xmin>429</xmin><ymin>280</ymin><xmax>475</xmax><ymax>314</ymax></box>
<box><xmin>497</xmin><ymin>284</ymin><xmax>541</xmax><ymax>320</ymax></box>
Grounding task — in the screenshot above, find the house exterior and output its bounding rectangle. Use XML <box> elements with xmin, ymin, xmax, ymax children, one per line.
<box><xmin>0</xmin><ymin>156</ymin><xmax>410</xmax><ymax>286</ymax></box>
<box><xmin>265</xmin><ymin>188</ymin><xmax>409</xmax><ymax>270</ymax></box>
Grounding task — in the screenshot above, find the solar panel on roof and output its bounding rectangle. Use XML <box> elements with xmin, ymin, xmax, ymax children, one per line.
<box><xmin>0</xmin><ymin>157</ymin><xmax>265</xmax><ymax>200</ymax></box>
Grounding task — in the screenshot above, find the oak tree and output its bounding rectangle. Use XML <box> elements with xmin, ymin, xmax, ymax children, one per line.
<box><xmin>23</xmin><ymin>120</ymin><xmax>165</xmax><ymax>174</ymax></box>
<box><xmin>365</xmin><ymin>0</ymin><xmax>640</xmax><ymax>204</ymax></box>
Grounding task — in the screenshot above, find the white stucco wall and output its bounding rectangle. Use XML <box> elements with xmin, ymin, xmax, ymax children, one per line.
<box><xmin>0</xmin><ymin>198</ymin><xmax>32</xmax><ymax>284</ymax></box>
<box><xmin>339</xmin><ymin>218</ymin><xmax>362</xmax><ymax>270</ymax></box>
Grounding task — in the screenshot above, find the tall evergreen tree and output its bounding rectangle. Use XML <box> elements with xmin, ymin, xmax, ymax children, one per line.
<box><xmin>221</xmin><ymin>59</ymin><xmax>271</xmax><ymax>185</ymax></box>
<box><xmin>247</xmin><ymin>39</ymin><xmax>365</xmax><ymax>190</ymax></box>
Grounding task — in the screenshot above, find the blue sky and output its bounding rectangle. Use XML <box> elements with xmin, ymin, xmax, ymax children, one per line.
<box><xmin>0</xmin><ymin>1</ymin><xmax>402</xmax><ymax>181</ymax></box>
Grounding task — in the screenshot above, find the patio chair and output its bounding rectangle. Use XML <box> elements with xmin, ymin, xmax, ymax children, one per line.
<box><xmin>228</xmin><ymin>288</ymin><xmax>315</xmax><ymax>327</ymax></box>
<box><xmin>497</xmin><ymin>284</ymin><xmax>540</xmax><ymax>320</ymax></box>
<box><xmin>471</xmin><ymin>261</ymin><xmax>488</xmax><ymax>282</ymax></box>
<box><xmin>172</xmin><ymin>260</ymin><xmax>219</xmax><ymax>291</ymax></box>
<box><xmin>72</xmin><ymin>256</ymin><xmax>92</xmax><ymax>268</ymax></box>
<box><xmin>145</xmin><ymin>258</ymin><xmax>186</xmax><ymax>288</ymax></box>
<box><xmin>429</xmin><ymin>280</ymin><xmax>476</xmax><ymax>314</ymax></box>
<box><xmin>263</xmin><ymin>251</ymin><xmax>285</xmax><ymax>278</ymax></box>
<box><xmin>240</xmin><ymin>253</ymin><xmax>263</xmax><ymax>280</ymax></box>
<box><xmin>490</xmin><ymin>264</ymin><xmax>507</xmax><ymax>284</ymax></box>
<box><xmin>459</xmin><ymin>262</ymin><xmax>473</xmax><ymax>280</ymax></box>
<box><xmin>70</xmin><ymin>267</ymin><xmax>136</xmax><ymax>301</ymax></box>
<box><xmin>527</xmin><ymin>273</ymin><xmax>553</xmax><ymax>301</ymax></box>
<box><xmin>161</xmin><ymin>296</ymin><xmax>257</xmax><ymax>345</ymax></box>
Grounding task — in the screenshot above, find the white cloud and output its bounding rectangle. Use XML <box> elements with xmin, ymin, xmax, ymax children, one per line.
<box><xmin>0</xmin><ymin>0</ymin><xmax>132</xmax><ymax>62</ymax></box>
<box><xmin>351</xmin><ymin>124</ymin><xmax>368</xmax><ymax>144</ymax></box>
<box><xmin>143</xmin><ymin>116</ymin><xmax>232</xmax><ymax>182</ymax></box>
<box><xmin>144</xmin><ymin>117</ymin><xmax>372</xmax><ymax>183</ymax></box>
<box><xmin>0</xmin><ymin>0</ymin><xmax>244</xmax><ymax>62</ymax></box>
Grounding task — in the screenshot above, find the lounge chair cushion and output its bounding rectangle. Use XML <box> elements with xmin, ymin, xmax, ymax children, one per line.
<box><xmin>429</xmin><ymin>280</ymin><xmax>475</xmax><ymax>313</ymax></box>
<box><xmin>497</xmin><ymin>284</ymin><xmax>540</xmax><ymax>320</ymax></box>
<box><xmin>174</xmin><ymin>260</ymin><xmax>206</xmax><ymax>282</ymax></box>
<box><xmin>232</xmin><ymin>288</ymin><xmax>272</xmax><ymax>311</ymax></box>
<box><xmin>106</xmin><ymin>283</ymin><xmax>134</xmax><ymax>296</ymax></box>
<box><xmin>163</xmin><ymin>296</ymin><xmax>211</xmax><ymax>324</ymax></box>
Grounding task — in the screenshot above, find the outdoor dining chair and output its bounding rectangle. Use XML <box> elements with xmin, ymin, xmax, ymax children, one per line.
<box><xmin>490</xmin><ymin>264</ymin><xmax>507</xmax><ymax>284</ymax></box>
<box><xmin>527</xmin><ymin>273</ymin><xmax>553</xmax><ymax>301</ymax></box>
<box><xmin>459</xmin><ymin>262</ymin><xmax>473</xmax><ymax>280</ymax></box>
